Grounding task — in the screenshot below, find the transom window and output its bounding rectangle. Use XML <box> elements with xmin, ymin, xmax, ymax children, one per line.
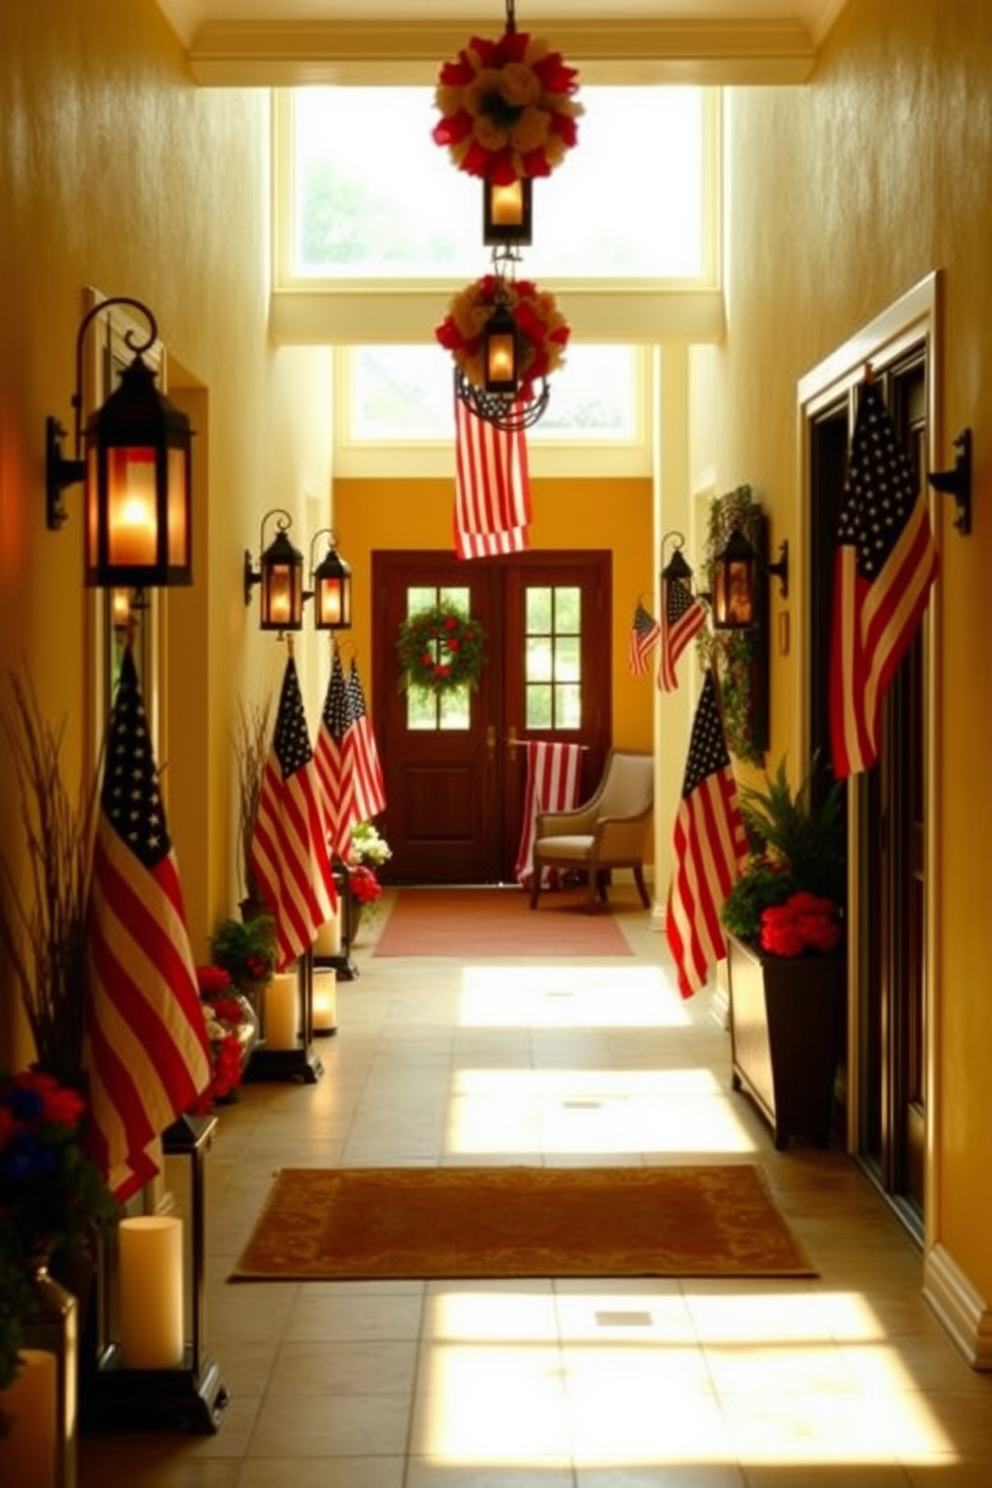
<box><xmin>289</xmin><ymin>86</ymin><xmax>710</xmax><ymax>282</ymax></box>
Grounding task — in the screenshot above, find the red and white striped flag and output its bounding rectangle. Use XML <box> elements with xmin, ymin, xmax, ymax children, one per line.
<box><xmin>629</xmin><ymin>602</ymin><xmax>662</xmax><ymax>677</ymax></box>
<box><xmin>830</xmin><ymin>375</ymin><xmax>938</xmax><ymax>778</ymax></box>
<box><xmin>454</xmin><ymin>392</ymin><xmax>532</xmax><ymax>559</ymax></box>
<box><xmin>347</xmin><ymin>658</ymin><xmax>386</xmax><ymax>821</ymax></box>
<box><xmin>83</xmin><ymin>643</ymin><xmax>212</xmax><ymax>1202</ymax></box>
<box><xmin>313</xmin><ymin>647</ymin><xmax>359</xmax><ymax>859</ymax></box>
<box><xmin>514</xmin><ymin>740</ymin><xmax>585</xmax><ymax>887</ymax></box>
<box><xmin>666</xmin><ymin>669</ymin><xmax>749</xmax><ymax>998</ymax></box>
<box><xmin>658</xmin><ymin>577</ymin><xmax>707</xmax><ymax>693</ymax></box>
<box><xmin>251</xmin><ymin>654</ymin><xmax>337</xmax><ymax>970</ymax></box>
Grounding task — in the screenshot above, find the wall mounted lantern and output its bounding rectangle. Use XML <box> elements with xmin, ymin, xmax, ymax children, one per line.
<box><xmin>483</xmin><ymin>178</ymin><xmax>533</xmax><ymax>246</ymax></box>
<box><xmin>244</xmin><ymin>509</ymin><xmax>304</xmax><ymax>632</ymax></box>
<box><xmin>660</xmin><ymin>529</ymin><xmax>696</xmax><ymax>593</ymax></box>
<box><xmin>46</xmin><ymin>296</ymin><xmax>193</xmax><ymax>588</ymax></box>
<box><xmin>711</xmin><ymin>527</ymin><xmax>789</xmax><ymax>631</ymax></box>
<box><xmin>307</xmin><ymin>529</ymin><xmax>352</xmax><ymax>631</ymax></box>
<box><xmin>927</xmin><ymin>427</ymin><xmax>973</xmax><ymax>536</ymax></box>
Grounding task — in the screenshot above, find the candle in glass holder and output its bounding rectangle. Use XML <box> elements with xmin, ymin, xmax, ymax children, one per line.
<box><xmin>265</xmin><ymin>972</ymin><xmax>299</xmax><ymax>1048</ymax></box>
<box><xmin>312</xmin><ymin>968</ymin><xmax>337</xmax><ymax>1034</ymax></box>
<box><xmin>315</xmin><ymin>913</ymin><xmax>342</xmax><ymax>957</ymax></box>
<box><xmin>119</xmin><ymin>1216</ymin><xmax>184</xmax><ymax>1369</ymax></box>
<box><xmin>490</xmin><ymin>180</ymin><xmax>524</xmax><ymax>226</ymax></box>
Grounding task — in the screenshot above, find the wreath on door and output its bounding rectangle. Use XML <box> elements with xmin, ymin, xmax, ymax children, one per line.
<box><xmin>397</xmin><ymin>603</ymin><xmax>487</xmax><ymax>695</ymax></box>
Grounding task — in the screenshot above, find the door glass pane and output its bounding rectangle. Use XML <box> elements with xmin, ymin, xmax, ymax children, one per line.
<box><xmin>405</xmin><ymin>585</ymin><xmax>474</xmax><ymax>732</ymax></box>
<box><xmin>526</xmin><ymin>685</ymin><xmax>553</xmax><ymax>730</ymax></box>
<box><xmin>524</xmin><ymin>584</ymin><xmax>583</xmax><ymax>732</ymax></box>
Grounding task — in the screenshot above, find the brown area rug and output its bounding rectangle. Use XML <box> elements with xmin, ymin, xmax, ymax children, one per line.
<box><xmin>231</xmin><ymin>1165</ymin><xmax>814</xmax><ymax>1281</ymax></box>
<box><xmin>373</xmin><ymin>887</ymin><xmax>634</xmax><ymax>958</ymax></box>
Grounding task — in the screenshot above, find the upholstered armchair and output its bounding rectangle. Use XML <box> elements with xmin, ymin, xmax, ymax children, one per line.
<box><xmin>529</xmin><ymin>749</ymin><xmax>654</xmax><ymax>911</ymax></box>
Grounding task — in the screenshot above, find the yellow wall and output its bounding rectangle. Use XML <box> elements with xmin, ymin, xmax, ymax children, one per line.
<box><xmin>334</xmin><ymin>473</ymin><xmax>656</xmax><ymax>754</ymax></box>
<box><xmin>0</xmin><ymin>0</ymin><xmax>332</xmax><ymax>1064</ymax></box>
<box><xmin>720</xmin><ymin>0</ymin><xmax>992</xmax><ymax>1297</ymax></box>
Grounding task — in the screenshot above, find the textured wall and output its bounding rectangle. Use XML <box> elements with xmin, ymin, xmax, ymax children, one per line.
<box><xmin>721</xmin><ymin>0</ymin><xmax>992</xmax><ymax>1295</ymax></box>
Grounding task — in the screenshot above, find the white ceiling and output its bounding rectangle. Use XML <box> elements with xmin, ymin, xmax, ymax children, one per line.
<box><xmin>157</xmin><ymin>0</ymin><xmax>849</xmax><ymax>85</ymax></box>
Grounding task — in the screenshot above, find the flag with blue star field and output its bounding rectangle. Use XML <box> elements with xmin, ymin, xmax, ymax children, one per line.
<box><xmin>658</xmin><ymin>577</ymin><xmax>707</xmax><ymax>693</ymax></box>
<box><xmin>665</xmin><ymin>668</ymin><xmax>748</xmax><ymax>999</ymax></box>
<box><xmin>251</xmin><ymin>653</ymin><xmax>336</xmax><ymax>969</ymax></box>
<box><xmin>829</xmin><ymin>375</ymin><xmax>938</xmax><ymax>778</ymax></box>
<box><xmin>83</xmin><ymin>643</ymin><xmax>212</xmax><ymax>1202</ymax></box>
<box><xmin>313</xmin><ymin>646</ymin><xmax>360</xmax><ymax>859</ymax></box>
<box><xmin>347</xmin><ymin>658</ymin><xmax>386</xmax><ymax>821</ymax></box>
<box><xmin>628</xmin><ymin>602</ymin><xmax>661</xmax><ymax>677</ymax></box>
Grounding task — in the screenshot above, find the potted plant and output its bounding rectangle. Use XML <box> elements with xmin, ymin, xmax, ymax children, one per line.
<box><xmin>343</xmin><ymin>821</ymin><xmax>390</xmax><ymax>943</ymax></box>
<box><xmin>208</xmin><ymin>914</ymin><xmax>277</xmax><ymax>1005</ymax></box>
<box><xmin>721</xmin><ymin>754</ymin><xmax>847</xmax><ymax>1150</ymax></box>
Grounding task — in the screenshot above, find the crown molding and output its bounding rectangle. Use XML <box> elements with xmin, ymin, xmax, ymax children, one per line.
<box><xmin>188</xmin><ymin>18</ymin><xmax>815</xmax><ymax>86</ymax></box>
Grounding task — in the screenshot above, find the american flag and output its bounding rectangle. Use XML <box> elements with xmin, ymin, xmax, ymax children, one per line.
<box><xmin>658</xmin><ymin>577</ymin><xmax>707</xmax><ymax>693</ymax></box>
<box><xmin>665</xmin><ymin>669</ymin><xmax>749</xmax><ymax>998</ymax></box>
<box><xmin>453</xmin><ymin>390</ymin><xmax>532</xmax><ymax>559</ymax></box>
<box><xmin>250</xmin><ymin>654</ymin><xmax>337</xmax><ymax>969</ymax></box>
<box><xmin>347</xmin><ymin>659</ymin><xmax>386</xmax><ymax>821</ymax></box>
<box><xmin>83</xmin><ymin>644</ymin><xmax>212</xmax><ymax>1203</ymax></box>
<box><xmin>829</xmin><ymin>376</ymin><xmax>938</xmax><ymax>778</ymax></box>
<box><xmin>628</xmin><ymin>603</ymin><xmax>661</xmax><ymax>677</ymax></box>
<box><xmin>514</xmin><ymin>740</ymin><xmax>585</xmax><ymax>887</ymax></box>
<box><xmin>313</xmin><ymin>647</ymin><xmax>359</xmax><ymax>859</ymax></box>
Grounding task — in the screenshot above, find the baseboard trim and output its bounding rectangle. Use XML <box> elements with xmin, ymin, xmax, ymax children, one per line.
<box><xmin>924</xmin><ymin>1242</ymin><xmax>992</xmax><ymax>1369</ymax></box>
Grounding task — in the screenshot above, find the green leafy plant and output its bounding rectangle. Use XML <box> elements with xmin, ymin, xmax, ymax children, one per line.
<box><xmin>696</xmin><ymin>484</ymin><xmax>768</xmax><ymax>765</ymax></box>
<box><xmin>721</xmin><ymin>753</ymin><xmax>845</xmax><ymax>951</ymax></box>
<box><xmin>209</xmin><ymin>914</ymin><xmax>277</xmax><ymax>989</ymax></box>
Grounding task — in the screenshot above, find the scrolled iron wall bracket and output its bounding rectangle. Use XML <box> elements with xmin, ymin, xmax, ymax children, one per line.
<box><xmin>927</xmin><ymin>427</ymin><xmax>972</xmax><ymax>536</ymax></box>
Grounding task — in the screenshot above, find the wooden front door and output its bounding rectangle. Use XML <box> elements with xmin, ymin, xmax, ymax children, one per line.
<box><xmin>372</xmin><ymin>550</ymin><xmax>611</xmax><ymax>884</ymax></box>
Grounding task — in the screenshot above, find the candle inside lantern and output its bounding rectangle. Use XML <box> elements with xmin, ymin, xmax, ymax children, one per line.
<box><xmin>265</xmin><ymin>971</ymin><xmax>299</xmax><ymax>1048</ymax></box>
<box><xmin>0</xmin><ymin>1349</ymin><xmax>57</xmax><ymax>1488</ymax></box>
<box><xmin>490</xmin><ymin>180</ymin><xmax>524</xmax><ymax>226</ymax></box>
<box><xmin>315</xmin><ymin>913</ymin><xmax>342</xmax><ymax>957</ymax></box>
<box><xmin>118</xmin><ymin>1216</ymin><xmax>184</xmax><ymax>1369</ymax></box>
<box><xmin>487</xmin><ymin>334</ymin><xmax>515</xmax><ymax>385</ymax></box>
<box><xmin>312</xmin><ymin>969</ymin><xmax>337</xmax><ymax>1034</ymax></box>
<box><xmin>268</xmin><ymin>569</ymin><xmax>292</xmax><ymax>624</ymax></box>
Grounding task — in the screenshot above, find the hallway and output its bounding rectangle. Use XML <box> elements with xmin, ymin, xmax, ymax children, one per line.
<box><xmin>79</xmin><ymin>888</ymin><xmax>992</xmax><ymax>1486</ymax></box>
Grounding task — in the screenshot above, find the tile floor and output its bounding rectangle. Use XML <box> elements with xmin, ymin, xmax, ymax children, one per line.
<box><xmin>78</xmin><ymin>887</ymin><xmax>992</xmax><ymax>1487</ymax></box>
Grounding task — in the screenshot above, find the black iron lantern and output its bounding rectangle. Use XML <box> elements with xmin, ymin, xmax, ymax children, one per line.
<box><xmin>244</xmin><ymin>508</ymin><xmax>304</xmax><ymax>632</ymax></box>
<box><xmin>308</xmin><ymin>529</ymin><xmax>352</xmax><ymax>631</ymax></box>
<box><xmin>711</xmin><ymin>527</ymin><xmax>789</xmax><ymax>631</ymax></box>
<box><xmin>483</xmin><ymin>177</ymin><xmax>533</xmax><ymax>246</ymax></box>
<box><xmin>46</xmin><ymin>296</ymin><xmax>193</xmax><ymax>588</ymax></box>
<box><xmin>84</xmin><ymin>1114</ymin><xmax>229</xmax><ymax>1434</ymax></box>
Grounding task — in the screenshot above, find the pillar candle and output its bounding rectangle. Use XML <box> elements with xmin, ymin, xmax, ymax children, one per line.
<box><xmin>315</xmin><ymin>914</ymin><xmax>342</xmax><ymax>957</ymax></box>
<box><xmin>118</xmin><ymin>1216</ymin><xmax>184</xmax><ymax>1369</ymax></box>
<box><xmin>312</xmin><ymin>968</ymin><xmax>337</xmax><ymax>1033</ymax></box>
<box><xmin>0</xmin><ymin>1349</ymin><xmax>57</xmax><ymax>1488</ymax></box>
<box><xmin>265</xmin><ymin>972</ymin><xmax>299</xmax><ymax>1049</ymax></box>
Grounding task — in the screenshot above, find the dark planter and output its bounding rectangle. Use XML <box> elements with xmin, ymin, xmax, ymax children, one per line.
<box><xmin>726</xmin><ymin>932</ymin><xmax>846</xmax><ymax>1151</ymax></box>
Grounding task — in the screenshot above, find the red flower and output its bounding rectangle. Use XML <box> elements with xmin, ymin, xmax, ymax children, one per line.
<box><xmin>197</xmin><ymin>965</ymin><xmax>232</xmax><ymax>997</ymax></box>
<box><xmin>349</xmin><ymin>865</ymin><xmax>382</xmax><ymax>905</ymax></box>
<box><xmin>444</xmin><ymin>616</ymin><xmax>458</xmax><ymax>631</ymax></box>
<box><xmin>760</xmin><ymin>893</ymin><xmax>842</xmax><ymax>958</ymax></box>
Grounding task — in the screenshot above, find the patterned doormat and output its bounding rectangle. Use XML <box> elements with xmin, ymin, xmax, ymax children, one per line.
<box><xmin>372</xmin><ymin>887</ymin><xmax>635</xmax><ymax>958</ymax></box>
<box><xmin>231</xmin><ymin>1164</ymin><xmax>815</xmax><ymax>1281</ymax></box>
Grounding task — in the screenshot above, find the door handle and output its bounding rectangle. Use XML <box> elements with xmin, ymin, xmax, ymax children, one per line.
<box><xmin>507</xmin><ymin>725</ymin><xmax>518</xmax><ymax>759</ymax></box>
<box><xmin>487</xmin><ymin>724</ymin><xmax>496</xmax><ymax>762</ymax></box>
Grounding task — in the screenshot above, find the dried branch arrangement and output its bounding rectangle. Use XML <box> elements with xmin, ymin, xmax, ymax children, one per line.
<box><xmin>234</xmin><ymin>694</ymin><xmax>273</xmax><ymax>905</ymax></box>
<box><xmin>0</xmin><ymin>671</ymin><xmax>99</xmax><ymax>1081</ymax></box>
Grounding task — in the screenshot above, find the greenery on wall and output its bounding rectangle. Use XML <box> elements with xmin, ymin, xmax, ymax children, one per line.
<box><xmin>696</xmin><ymin>483</ymin><xmax>769</xmax><ymax>766</ymax></box>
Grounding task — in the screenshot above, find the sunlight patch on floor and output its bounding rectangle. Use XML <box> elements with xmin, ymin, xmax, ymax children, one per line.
<box><xmin>444</xmin><ymin>1065</ymin><xmax>758</xmax><ymax>1154</ymax></box>
<box><xmin>458</xmin><ymin>963</ymin><xmax>694</xmax><ymax>1026</ymax></box>
<box><xmin>413</xmin><ymin>1287</ymin><xmax>956</xmax><ymax>1468</ymax></box>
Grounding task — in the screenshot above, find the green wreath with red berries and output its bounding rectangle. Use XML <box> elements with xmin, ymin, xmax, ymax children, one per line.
<box><xmin>396</xmin><ymin>603</ymin><xmax>486</xmax><ymax>695</ymax></box>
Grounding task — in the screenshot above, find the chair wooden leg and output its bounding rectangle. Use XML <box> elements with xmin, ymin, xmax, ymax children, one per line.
<box><xmin>529</xmin><ymin>868</ymin><xmax>541</xmax><ymax>908</ymax></box>
<box><xmin>633</xmin><ymin>864</ymin><xmax>651</xmax><ymax>909</ymax></box>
